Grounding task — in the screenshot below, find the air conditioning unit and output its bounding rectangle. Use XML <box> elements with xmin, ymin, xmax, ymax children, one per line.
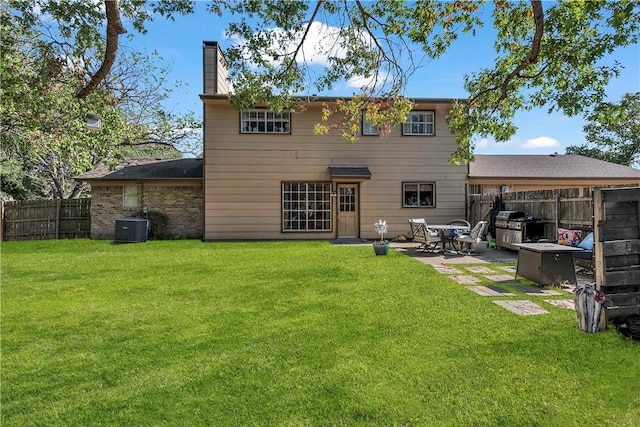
<box><xmin>114</xmin><ymin>218</ymin><xmax>148</xmax><ymax>243</ymax></box>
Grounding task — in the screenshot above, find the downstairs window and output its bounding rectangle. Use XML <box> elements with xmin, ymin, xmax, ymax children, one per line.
<box><xmin>282</xmin><ymin>182</ymin><xmax>332</xmax><ymax>231</ymax></box>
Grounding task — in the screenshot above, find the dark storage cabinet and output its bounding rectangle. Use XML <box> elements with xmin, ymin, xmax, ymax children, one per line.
<box><xmin>114</xmin><ymin>218</ymin><xmax>148</xmax><ymax>243</ymax></box>
<box><xmin>514</xmin><ymin>243</ymin><xmax>583</xmax><ymax>286</ymax></box>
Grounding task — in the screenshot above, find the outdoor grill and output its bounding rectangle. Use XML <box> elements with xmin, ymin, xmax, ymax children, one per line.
<box><xmin>495</xmin><ymin>210</ymin><xmax>545</xmax><ymax>250</ymax></box>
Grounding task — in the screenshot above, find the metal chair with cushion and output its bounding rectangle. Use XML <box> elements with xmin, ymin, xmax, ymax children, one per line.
<box><xmin>442</xmin><ymin>219</ymin><xmax>471</xmax><ymax>251</ymax></box>
<box><xmin>409</xmin><ymin>218</ymin><xmax>442</xmax><ymax>253</ymax></box>
<box><xmin>455</xmin><ymin>220</ymin><xmax>487</xmax><ymax>254</ymax></box>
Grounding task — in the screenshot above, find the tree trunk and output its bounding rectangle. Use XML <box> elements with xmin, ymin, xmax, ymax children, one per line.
<box><xmin>76</xmin><ymin>0</ymin><xmax>126</xmax><ymax>99</ymax></box>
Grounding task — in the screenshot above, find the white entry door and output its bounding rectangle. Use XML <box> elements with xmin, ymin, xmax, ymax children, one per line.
<box><xmin>338</xmin><ymin>184</ymin><xmax>358</xmax><ymax>238</ymax></box>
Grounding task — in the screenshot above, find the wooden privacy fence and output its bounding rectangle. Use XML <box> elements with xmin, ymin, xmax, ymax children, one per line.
<box><xmin>1</xmin><ymin>198</ymin><xmax>91</xmax><ymax>241</ymax></box>
<box><xmin>468</xmin><ymin>187</ymin><xmax>596</xmax><ymax>240</ymax></box>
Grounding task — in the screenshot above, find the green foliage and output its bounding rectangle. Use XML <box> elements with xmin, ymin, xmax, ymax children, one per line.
<box><xmin>313</xmin><ymin>95</ymin><xmax>414</xmax><ymax>142</ymax></box>
<box><xmin>1</xmin><ymin>6</ymin><xmax>201</xmax><ymax>199</ymax></box>
<box><xmin>2</xmin><ymin>240</ymin><xmax>639</xmax><ymax>425</ymax></box>
<box><xmin>4</xmin><ymin>0</ymin><xmax>639</xmax><ymax>173</ymax></box>
<box><xmin>133</xmin><ymin>209</ymin><xmax>170</xmax><ymax>240</ymax></box>
<box><xmin>566</xmin><ymin>92</ymin><xmax>640</xmax><ymax>167</ymax></box>
<box><xmin>0</xmin><ymin>155</ymin><xmax>46</xmax><ymax>200</ymax></box>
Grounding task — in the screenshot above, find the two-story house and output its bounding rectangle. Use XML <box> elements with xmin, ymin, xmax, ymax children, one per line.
<box><xmin>200</xmin><ymin>41</ymin><xmax>468</xmax><ymax>241</ymax></box>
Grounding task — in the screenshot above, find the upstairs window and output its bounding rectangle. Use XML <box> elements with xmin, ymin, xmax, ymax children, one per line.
<box><xmin>403</xmin><ymin>111</ymin><xmax>435</xmax><ymax>136</ymax></box>
<box><xmin>362</xmin><ymin>113</ymin><xmax>380</xmax><ymax>136</ymax></box>
<box><xmin>241</xmin><ymin>109</ymin><xmax>290</xmax><ymax>134</ymax></box>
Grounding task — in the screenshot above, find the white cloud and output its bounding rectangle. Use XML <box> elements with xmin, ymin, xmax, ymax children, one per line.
<box><xmin>475</xmin><ymin>137</ymin><xmax>490</xmax><ymax>148</ymax></box>
<box><xmin>232</xmin><ymin>22</ymin><xmax>383</xmax><ymax>89</ymax></box>
<box><xmin>521</xmin><ymin>136</ymin><xmax>561</xmax><ymax>149</ymax></box>
<box><xmin>347</xmin><ymin>71</ymin><xmax>389</xmax><ymax>89</ymax></box>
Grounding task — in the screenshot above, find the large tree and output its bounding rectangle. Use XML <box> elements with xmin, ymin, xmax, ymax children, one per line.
<box><xmin>207</xmin><ymin>0</ymin><xmax>639</xmax><ymax>162</ymax></box>
<box><xmin>7</xmin><ymin>0</ymin><xmax>640</xmax><ymax>165</ymax></box>
<box><xmin>566</xmin><ymin>92</ymin><xmax>640</xmax><ymax>168</ymax></box>
<box><xmin>0</xmin><ymin>7</ymin><xmax>199</xmax><ymax>200</ymax></box>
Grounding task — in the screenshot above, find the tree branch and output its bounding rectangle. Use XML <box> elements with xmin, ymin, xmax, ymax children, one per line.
<box><xmin>468</xmin><ymin>0</ymin><xmax>544</xmax><ymax>108</ymax></box>
<box><xmin>276</xmin><ymin>0</ymin><xmax>324</xmax><ymax>78</ymax></box>
<box><xmin>76</xmin><ymin>0</ymin><xmax>126</xmax><ymax>99</ymax></box>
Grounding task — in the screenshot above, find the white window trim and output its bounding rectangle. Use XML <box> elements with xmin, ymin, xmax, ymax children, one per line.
<box><xmin>402</xmin><ymin>111</ymin><xmax>435</xmax><ymax>136</ymax></box>
<box><xmin>241</xmin><ymin>109</ymin><xmax>291</xmax><ymax>134</ymax></box>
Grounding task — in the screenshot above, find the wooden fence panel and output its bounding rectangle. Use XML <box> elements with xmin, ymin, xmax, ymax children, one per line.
<box><xmin>593</xmin><ymin>186</ymin><xmax>640</xmax><ymax>320</ymax></box>
<box><xmin>468</xmin><ymin>188</ymin><xmax>595</xmax><ymax>240</ymax></box>
<box><xmin>2</xmin><ymin>199</ymin><xmax>91</xmax><ymax>241</ymax></box>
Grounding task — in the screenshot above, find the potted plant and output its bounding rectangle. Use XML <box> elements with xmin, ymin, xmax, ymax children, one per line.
<box><xmin>373</xmin><ymin>219</ymin><xmax>390</xmax><ymax>255</ymax></box>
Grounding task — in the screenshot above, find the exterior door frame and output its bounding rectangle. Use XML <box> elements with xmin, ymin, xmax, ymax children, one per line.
<box><xmin>337</xmin><ymin>183</ymin><xmax>359</xmax><ymax>238</ymax></box>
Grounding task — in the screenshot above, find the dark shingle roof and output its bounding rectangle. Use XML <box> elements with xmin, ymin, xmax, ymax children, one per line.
<box><xmin>75</xmin><ymin>158</ymin><xmax>203</xmax><ymax>181</ymax></box>
<box><xmin>469</xmin><ymin>154</ymin><xmax>640</xmax><ymax>179</ymax></box>
<box><xmin>328</xmin><ymin>166</ymin><xmax>372</xmax><ymax>179</ymax></box>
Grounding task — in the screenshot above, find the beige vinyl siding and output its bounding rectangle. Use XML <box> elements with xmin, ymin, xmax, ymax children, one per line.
<box><xmin>203</xmin><ymin>42</ymin><xmax>230</xmax><ymax>95</ymax></box>
<box><xmin>203</xmin><ymin>100</ymin><xmax>467</xmax><ymax>240</ymax></box>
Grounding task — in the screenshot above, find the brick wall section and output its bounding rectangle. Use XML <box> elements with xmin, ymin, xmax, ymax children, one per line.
<box><xmin>90</xmin><ymin>181</ymin><xmax>203</xmax><ymax>240</ymax></box>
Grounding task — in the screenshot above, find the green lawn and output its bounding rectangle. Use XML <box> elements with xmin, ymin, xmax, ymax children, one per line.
<box><xmin>2</xmin><ymin>240</ymin><xmax>638</xmax><ymax>426</ymax></box>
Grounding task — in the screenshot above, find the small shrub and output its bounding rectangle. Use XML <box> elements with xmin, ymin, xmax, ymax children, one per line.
<box><xmin>133</xmin><ymin>210</ymin><xmax>169</xmax><ymax>240</ymax></box>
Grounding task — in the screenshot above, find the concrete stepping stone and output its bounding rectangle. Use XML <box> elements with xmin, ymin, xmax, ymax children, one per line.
<box><xmin>433</xmin><ymin>264</ymin><xmax>462</xmax><ymax>275</ymax></box>
<box><xmin>499</xmin><ymin>266</ymin><xmax>517</xmax><ymax>273</ymax></box>
<box><xmin>512</xmin><ymin>285</ymin><xmax>562</xmax><ymax>296</ymax></box>
<box><xmin>466</xmin><ymin>286</ymin><xmax>515</xmax><ymax>296</ymax></box>
<box><xmin>450</xmin><ymin>275</ymin><xmax>482</xmax><ymax>284</ymax></box>
<box><xmin>466</xmin><ymin>266</ymin><xmax>495</xmax><ymax>274</ymax></box>
<box><xmin>485</xmin><ymin>274</ymin><xmax>517</xmax><ymax>283</ymax></box>
<box><xmin>544</xmin><ymin>299</ymin><xmax>576</xmax><ymax>310</ymax></box>
<box><xmin>493</xmin><ymin>300</ymin><xmax>549</xmax><ymax>316</ymax></box>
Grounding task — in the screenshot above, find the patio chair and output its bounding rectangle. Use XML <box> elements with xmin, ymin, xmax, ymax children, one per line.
<box><xmin>409</xmin><ymin>218</ymin><xmax>442</xmax><ymax>253</ymax></box>
<box><xmin>455</xmin><ymin>220</ymin><xmax>487</xmax><ymax>254</ymax></box>
<box><xmin>442</xmin><ymin>219</ymin><xmax>471</xmax><ymax>251</ymax></box>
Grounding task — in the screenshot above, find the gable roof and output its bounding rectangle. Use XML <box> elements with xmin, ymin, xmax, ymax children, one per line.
<box><xmin>75</xmin><ymin>158</ymin><xmax>203</xmax><ymax>181</ymax></box>
<box><xmin>469</xmin><ymin>154</ymin><xmax>640</xmax><ymax>179</ymax></box>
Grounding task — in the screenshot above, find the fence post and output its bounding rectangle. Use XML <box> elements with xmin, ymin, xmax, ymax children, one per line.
<box><xmin>55</xmin><ymin>198</ymin><xmax>61</xmax><ymax>239</ymax></box>
<box><xmin>0</xmin><ymin>201</ymin><xmax>4</xmax><ymax>241</ymax></box>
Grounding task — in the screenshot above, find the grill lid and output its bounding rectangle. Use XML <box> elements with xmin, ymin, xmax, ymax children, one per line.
<box><xmin>495</xmin><ymin>210</ymin><xmax>526</xmax><ymax>221</ymax></box>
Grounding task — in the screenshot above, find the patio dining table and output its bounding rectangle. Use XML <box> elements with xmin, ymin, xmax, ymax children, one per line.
<box><xmin>428</xmin><ymin>224</ymin><xmax>471</xmax><ymax>252</ymax></box>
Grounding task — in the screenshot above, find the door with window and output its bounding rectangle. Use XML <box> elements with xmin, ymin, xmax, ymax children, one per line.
<box><xmin>337</xmin><ymin>184</ymin><xmax>358</xmax><ymax>238</ymax></box>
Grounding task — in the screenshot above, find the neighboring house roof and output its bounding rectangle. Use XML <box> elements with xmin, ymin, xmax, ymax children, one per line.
<box><xmin>75</xmin><ymin>158</ymin><xmax>203</xmax><ymax>181</ymax></box>
<box><xmin>469</xmin><ymin>154</ymin><xmax>640</xmax><ymax>179</ymax></box>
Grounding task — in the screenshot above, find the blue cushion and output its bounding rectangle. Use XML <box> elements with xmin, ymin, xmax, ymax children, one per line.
<box><xmin>577</xmin><ymin>232</ymin><xmax>594</xmax><ymax>251</ymax></box>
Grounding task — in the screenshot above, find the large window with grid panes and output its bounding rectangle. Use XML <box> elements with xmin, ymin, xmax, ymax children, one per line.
<box><xmin>282</xmin><ymin>182</ymin><xmax>332</xmax><ymax>231</ymax></box>
<box><xmin>241</xmin><ymin>109</ymin><xmax>290</xmax><ymax>133</ymax></box>
<box><xmin>402</xmin><ymin>111</ymin><xmax>435</xmax><ymax>136</ymax></box>
<box><xmin>403</xmin><ymin>182</ymin><xmax>435</xmax><ymax>207</ymax></box>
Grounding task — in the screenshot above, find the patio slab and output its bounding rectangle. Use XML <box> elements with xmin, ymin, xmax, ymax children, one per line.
<box><xmin>450</xmin><ymin>275</ymin><xmax>482</xmax><ymax>284</ymax></box>
<box><xmin>544</xmin><ymin>299</ymin><xmax>576</xmax><ymax>310</ymax></box>
<box><xmin>493</xmin><ymin>300</ymin><xmax>549</xmax><ymax>316</ymax></box>
<box><xmin>484</xmin><ymin>274</ymin><xmax>517</xmax><ymax>283</ymax></box>
<box><xmin>466</xmin><ymin>266</ymin><xmax>495</xmax><ymax>274</ymax></box>
<box><xmin>466</xmin><ymin>286</ymin><xmax>515</xmax><ymax>296</ymax></box>
<box><xmin>432</xmin><ymin>264</ymin><xmax>462</xmax><ymax>275</ymax></box>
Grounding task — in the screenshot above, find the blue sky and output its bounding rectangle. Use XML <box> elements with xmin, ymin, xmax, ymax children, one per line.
<box><xmin>125</xmin><ymin>1</ymin><xmax>639</xmax><ymax>156</ymax></box>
